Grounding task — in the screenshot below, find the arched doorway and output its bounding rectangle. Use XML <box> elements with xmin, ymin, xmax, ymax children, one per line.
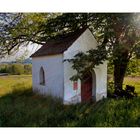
<box><xmin>81</xmin><ymin>72</ymin><xmax>92</xmax><ymax>102</ymax></box>
<box><xmin>81</xmin><ymin>71</ymin><xmax>96</xmax><ymax>102</ymax></box>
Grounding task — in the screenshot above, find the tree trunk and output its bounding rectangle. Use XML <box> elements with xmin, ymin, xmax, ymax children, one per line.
<box><xmin>113</xmin><ymin>57</ymin><xmax>129</xmax><ymax>95</ymax></box>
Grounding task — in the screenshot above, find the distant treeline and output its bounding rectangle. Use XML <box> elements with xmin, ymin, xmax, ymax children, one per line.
<box><xmin>0</xmin><ymin>64</ymin><xmax>32</xmax><ymax>75</ymax></box>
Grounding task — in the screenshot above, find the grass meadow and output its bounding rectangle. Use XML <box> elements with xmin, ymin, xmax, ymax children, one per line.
<box><xmin>0</xmin><ymin>75</ymin><xmax>32</xmax><ymax>96</ymax></box>
<box><xmin>0</xmin><ymin>75</ymin><xmax>140</xmax><ymax>127</ymax></box>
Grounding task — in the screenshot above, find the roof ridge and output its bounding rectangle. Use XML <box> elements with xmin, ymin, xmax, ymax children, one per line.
<box><xmin>31</xmin><ymin>27</ymin><xmax>88</xmax><ymax>57</ymax></box>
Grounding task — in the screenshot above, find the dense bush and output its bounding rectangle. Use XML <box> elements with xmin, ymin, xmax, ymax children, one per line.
<box><xmin>0</xmin><ymin>64</ymin><xmax>32</xmax><ymax>75</ymax></box>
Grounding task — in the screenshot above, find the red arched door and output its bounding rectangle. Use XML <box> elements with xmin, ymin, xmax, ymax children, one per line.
<box><xmin>81</xmin><ymin>73</ymin><xmax>92</xmax><ymax>102</ymax></box>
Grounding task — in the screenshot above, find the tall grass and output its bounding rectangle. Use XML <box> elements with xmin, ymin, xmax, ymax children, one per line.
<box><xmin>0</xmin><ymin>85</ymin><xmax>140</xmax><ymax>127</ymax></box>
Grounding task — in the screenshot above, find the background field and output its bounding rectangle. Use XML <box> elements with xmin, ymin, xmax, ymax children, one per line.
<box><xmin>124</xmin><ymin>76</ymin><xmax>140</xmax><ymax>95</ymax></box>
<box><xmin>0</xmin><ymin>75</ymin><xmax>140</xmax><ymax>96</ymax></box>
<box><xmin>0</xmin><ymin>75</ymin><xmax>32</xmax><ymax>96</ymax></box>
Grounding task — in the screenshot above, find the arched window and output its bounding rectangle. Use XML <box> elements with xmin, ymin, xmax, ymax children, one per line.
<box><xmin>39</xmin><ymin>67</ymin><xmax>45</xmax><ymax>85</ymax></box>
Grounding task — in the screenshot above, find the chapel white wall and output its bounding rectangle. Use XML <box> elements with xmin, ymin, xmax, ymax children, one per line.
<box><xmin>32</xmin><ymin>29</ymin><xmax>107</xmax><ymax>104</ymax></box>
<box><xmin>94</xmin><ymin>61</ymin><xmax>107</xmax><ymax>101</ymax></box>
<box><xmin>63</xmin><ymin>29</ymin><xmax>107</xmax><ymax>104</ymax></box>
<box><xmin>32</xmin><ymin>54</ymin><xmax>64</xmax><ymax>98</ymax></box>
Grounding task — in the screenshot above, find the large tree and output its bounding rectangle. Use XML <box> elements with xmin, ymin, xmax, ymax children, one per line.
<box><xmin>0</xmin><ymin>13</ymin><xmax>60</xmax><ymax>57</ymax></box>
<box><xmin>0</xmin><ymin>13</ymin><xmax>140</xmax><ymax>94</ymax></box>
<box><xmin>72</xmin><ymin>13</ymin><xmax>140</xmax><ymax>94</ymax></box>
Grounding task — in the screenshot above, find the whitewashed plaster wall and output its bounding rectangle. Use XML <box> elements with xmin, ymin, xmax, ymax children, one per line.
<box><xmin>63</xmin><ymin>29</ymin><xmax>107</xmax><ymax>104</ymax></box>
<box><xmin>32</xmin><ymin>54</ymin><xmax>64</xmax><ymax>98</ymax></box>
<box><xmin>94</xmin><ymin>61</ymin><xmax>107</xmax><ymax>101</ymax></box>
<box><xmin>32</xmin><ymin>28</ymin><xmax>107</xmax><ymax>104</ymax></box>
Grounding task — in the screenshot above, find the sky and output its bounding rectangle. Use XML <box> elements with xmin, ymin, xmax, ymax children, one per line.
<box><xmin>0</xmin><ymin>43</ymin><xmax>41</xmax><ymax>62</ymax></box>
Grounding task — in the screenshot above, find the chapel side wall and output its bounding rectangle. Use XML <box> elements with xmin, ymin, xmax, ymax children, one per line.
<box><xmin>94</xmin><ymin>61</ymin><xmax>107</xmax><ymax>101</ymax></box>
<box><xmin>63</xmin><ymin>29</ymin><xmax>99</xmax><ymax>104</ymax></box>
<box><xmin>32</xmin><ymin>54</ymin><xmax>64</xmax><ymax>99</ymax></box>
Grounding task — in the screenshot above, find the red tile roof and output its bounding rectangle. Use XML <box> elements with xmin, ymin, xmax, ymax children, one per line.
<box><xmin>31</xmin><ymin>27</ymin><xmax>87</xmax><ymax>57</ymax></box>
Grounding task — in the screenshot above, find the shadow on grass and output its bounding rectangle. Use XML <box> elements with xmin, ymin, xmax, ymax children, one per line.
<box><xmin>0</xmin><ymin>84</ymin><xmax>140</xmax><ymax>127</ymax></box>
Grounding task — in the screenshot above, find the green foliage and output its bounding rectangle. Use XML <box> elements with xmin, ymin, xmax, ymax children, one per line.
<box><xmin>0</xmin><ymin>13</ymin><xmax>59</xmax><ymax>57</ymax></box>
<box><xmin>0</xmin><ymin>64</ymin><xmax>8</xmax><ymax>73</ymax></box>
<box><xmin>0</xmin><ymin>86</ymin><xmax>140</xmax><ymax>127</ymax></box>
<box><xmin>107</xmin><ymin>61</ymin><xmax>114</xmax><ymax>75</ymax></box>
<box><xmin>107</xmin><ymin>81</ymin><xmax>114</xmax><ymax>97</ymax></box>
<box><xmin>40</xmin><ymin>13</ymin><xmax>140</xmax><ymax>91</ymax></box>
<box><xmin>0</xmin><ymin>64</ymin><xmax>32</xmax><ymax>75</ymax></box>
<box><xmin>126</xmin><ymin>59</ymin><xmax>140</xmax><ymax>76</ymax></box>
<box><xmin>67</xmin><ymin>46</ymin><xmax>107</xmax><ymax>81</ymax></box>
<box><xmin>108</xmin><ymin>59</ymin><xmax>140</xmax><ymax>76</ymax></box>
<box><xmin>8</xmin><ymin>64</ymin><xmax>24</xmax><ymax>75</ymax></box>
<box><xmin>24</xmin><ymin>64</ymin><xmax>32</xmax><ymax>74</ymax></box>
<box><xmin>0</xmin><ymin>66</ymin><xmax>8</xmax><ymax>73</ymax></box>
